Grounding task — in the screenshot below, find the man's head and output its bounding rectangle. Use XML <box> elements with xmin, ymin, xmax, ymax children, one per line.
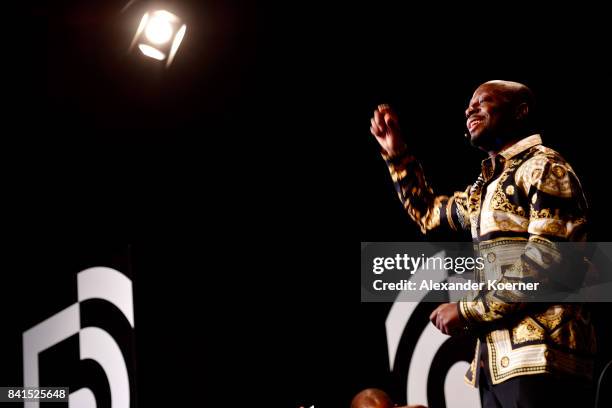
<box><xmin>350</xmin><ymin>388</ymin><xmax>394</xmax><ymax>408</ymax></box>
<box><xmin>465</xmin><ymin>80</ymin><xmax>536</xmax><ymax>152</ymax></box>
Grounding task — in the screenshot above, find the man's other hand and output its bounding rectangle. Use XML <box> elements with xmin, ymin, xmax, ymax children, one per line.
<box><xmin>429</xmin><ymin>303</ymin><xmax>463</xmax><ymax>335</ymax></box>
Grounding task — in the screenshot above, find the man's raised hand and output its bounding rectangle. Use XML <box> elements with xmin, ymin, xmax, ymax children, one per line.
<box><xmin>370</xmin><ymin>104</ymin><xmax>407</xmax><ymax>157</ymax></box>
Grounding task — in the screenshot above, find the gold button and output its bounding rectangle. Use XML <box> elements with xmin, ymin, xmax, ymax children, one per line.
<box><xmin>505</xmin><ymin>185</ymin><xmax>515</xmax><ymax>195</ymax></box>
<box><xmin>487</xmin><ymin>253</ymin><xmax>496</xmax><ymax>263</ymax></box>
<box><xmin>501</xmin><ymin>356</ymin><xmax>510</xmax><ymax>367</ymax></box>
<box><xmin>552</xmin><ymin>164</ymin><xmax>566</xmax><ymax>178</ymax></box>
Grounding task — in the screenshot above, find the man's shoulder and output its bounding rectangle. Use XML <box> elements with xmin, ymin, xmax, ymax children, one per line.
<box><xmin>526</xmin><ymin>144</ymin><xmax>567</xmax><ymax>162</ymax></box>
<box><xmin>519</xmin><ymin>144</ymin><xmax>575</xmax><ymax>173</ymax></box>
<box><xmin>514</xmin><ymin>145</ymin><xmax>580</xmax><ymax>197</ymax></box>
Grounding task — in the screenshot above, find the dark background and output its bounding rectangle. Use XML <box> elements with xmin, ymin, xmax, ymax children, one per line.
<box><xmin>10</xmin><ymin>1</ymin><xmax>612</xmax><ymax>407</ymax></box>
<box><xmin>21</xmin><ymin>0</ymin><xmax>259</xmax><ymax>235</ymax></box>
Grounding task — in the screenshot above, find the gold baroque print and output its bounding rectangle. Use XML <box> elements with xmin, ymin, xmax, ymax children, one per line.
<box><xmin>537</xmin><ymin>160</ymin><xmax>573</xmax><ymax>198</ymax></box>
<box><xmin>533</xmin><ymin>305</ymin><xmax>565</xmax><ymax>331</ymax></box>
<box><xmin>530</xmin><ymin>207</ymin><xmax>554</xmax><ymax>219</ymax></box>
<box><xmin>489</xmin><ymin>171</ymin><xmax>526</xmax><ymax>218</ymax></box>
<box><xmin>552</xmin><ymin>164</ymin><xmax>566</xmax><ymax>178</ymax></box>
<box><xmin>512</xmin><ymin>317</ymin><xmax>545</xmax><ymax>345</ymax></box>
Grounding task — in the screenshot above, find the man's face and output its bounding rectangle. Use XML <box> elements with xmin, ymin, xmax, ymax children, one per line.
<box><xmin>465</xmin><ymin>84</ymin><xmax>516</xmax><ymax>148</ymax></box>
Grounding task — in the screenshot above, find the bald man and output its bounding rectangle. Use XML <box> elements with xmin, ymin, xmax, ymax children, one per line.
<box><xmin>350</xmin><ymin>388</ymin><xmax>426</xmax><ymax>408</ymax></box>
<box><xmin>370</xmin><ymin>81</ymin><xmax>596</xmax><ymax>407</ymax></box>
<box><xmin>350</xmin><ymin>388</ymin><xmax>394</xmax><ymax>408</ymax></box>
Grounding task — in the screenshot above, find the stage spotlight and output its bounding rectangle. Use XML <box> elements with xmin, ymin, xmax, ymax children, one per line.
<box><xmin>131</xmin><ymin>9</ymin><xmax>187</xmax><ymax>67</ymax></box>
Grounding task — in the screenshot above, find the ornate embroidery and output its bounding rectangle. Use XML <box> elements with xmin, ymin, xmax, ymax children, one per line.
<box><xmin>512</xmin><ymin>317</ymin><xmax>545</xmax><ymax>344</ymax></box>
<box><xmin>552</xmin><ymin>164</ymin><xmax>566</xmax><ymax>178</ymax></box>
<box><xmin>533</xmin><ymin>305</ymin><xmax>565</xmax><ymax>331</ymax></box>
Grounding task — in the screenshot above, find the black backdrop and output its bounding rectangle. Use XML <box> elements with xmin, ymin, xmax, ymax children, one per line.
<box><xmin>11</xmin><ymin>1</ymin><xmax>612</xmax><ymax>407</ymax></box>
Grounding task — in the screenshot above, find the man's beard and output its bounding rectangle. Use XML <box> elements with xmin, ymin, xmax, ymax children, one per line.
<box><xmin>470</xmin><ymin>127</ymin><xmax>523</xmax><ymax>154</ymax></box>
<box><xmin>469</xmin><ymin>129</ymin><xmax>496</xmax><ymax>151</ymax></box>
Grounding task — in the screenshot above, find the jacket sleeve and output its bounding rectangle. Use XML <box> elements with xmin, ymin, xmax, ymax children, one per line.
<box><xmin>383</xmin><ymin>150</ymin><xmax>471</xmax><ymax>234</ymax></box>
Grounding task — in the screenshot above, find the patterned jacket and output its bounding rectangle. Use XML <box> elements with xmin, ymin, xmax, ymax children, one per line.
<box><xmin>383</xmin><ymin>134</ymin><xmax>596</xmax><ymax>386</ymax></box>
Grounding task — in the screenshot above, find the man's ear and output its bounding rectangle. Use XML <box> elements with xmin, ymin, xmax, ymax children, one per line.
<box><xmin>515</xmin><ymin>102</ymin><xmax>529</xmax><ymax>121</ymax></box>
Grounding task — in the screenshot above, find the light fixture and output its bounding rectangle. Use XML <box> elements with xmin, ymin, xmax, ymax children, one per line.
<box><xmin>130</xmin><ymin>9</ymin><xmax>187</xmax><ymax>67</ymax></box>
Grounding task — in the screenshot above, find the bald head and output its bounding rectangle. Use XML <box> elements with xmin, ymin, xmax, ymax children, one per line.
<box><xmin>481</xmin><ymin>80</ymin><xmax>535</xmax><ymax>107</ymax></box>
<box><xmin>351</xmin><ymin>388</ymin><xmax>394</xmax><ymax>408</ymax></box>
<box><xmin>465</xmin><ymin>80</ymin><xmax>537</xmax><ymax>152</ymax></box>
<box><xmin>483</xmin><ymin>80</ymin><xmax>530</xmax><ymax>91</ymax></box>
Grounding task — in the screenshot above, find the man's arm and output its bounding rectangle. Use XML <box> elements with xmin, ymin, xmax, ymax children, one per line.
<box><xmin>371</xmin><ymin>105</ymin><xmax>471</xmax><ymax>234</ymax></box>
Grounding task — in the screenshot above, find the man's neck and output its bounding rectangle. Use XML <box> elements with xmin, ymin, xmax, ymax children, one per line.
<box><xmin>486</xmin><ymin>132</ymin><xmax>530</xmax><ymax>158</ymax></box>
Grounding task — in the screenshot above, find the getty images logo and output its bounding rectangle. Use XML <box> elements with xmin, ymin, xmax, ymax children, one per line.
<box><xmin>22</xmin><ymin>267</ymin><xmax>135</xmax><ymax>408</ymax></box>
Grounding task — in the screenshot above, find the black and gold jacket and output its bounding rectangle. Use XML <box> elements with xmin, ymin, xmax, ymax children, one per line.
<box><xmin>384</xmin><ymin>134</ymin><xmax>596</xmax><ymax>386</ymax></box>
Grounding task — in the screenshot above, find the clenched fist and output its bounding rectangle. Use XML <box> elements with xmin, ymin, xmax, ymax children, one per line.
<box><xmin>370</xmin><ymin>104</ymin><xmax>408</xmax><ymax>157</ymax></box>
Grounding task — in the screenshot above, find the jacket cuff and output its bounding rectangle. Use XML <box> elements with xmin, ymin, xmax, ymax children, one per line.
<box><xmin>381</xmin><ymin>145</ymin><xmax>412</xmax><ymax>166</ymax></box>
<box><xmin>458</xmin><ymin>298</ymin><xmax>479</xmax><ymax>327</ymax></box>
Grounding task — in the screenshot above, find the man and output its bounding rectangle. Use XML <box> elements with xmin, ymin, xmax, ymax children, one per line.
<box><xmin>350</xmin><ymin>388</ymin><xmax>394</xmax><ymax>408</ymax></box>
<box><xmin>370</xmin><ymin>81</ymin><xmax>596</xmax><ymax>407</ymax></box>
<box><xmin>350</xmin><ymin>388</ymin><xmax>426</xmax><ymax>408</ymax></box>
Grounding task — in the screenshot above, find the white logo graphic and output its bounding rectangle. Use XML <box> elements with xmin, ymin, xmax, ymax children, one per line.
<box><xmin>385</xmin><ymin>251</ymin><xmax>481</xmax><ymax>408</ymax></box>
<box><xmin>23</xmin><ymin>267</ymin><xmax>134</xmax><ymax>408</ymax></box>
